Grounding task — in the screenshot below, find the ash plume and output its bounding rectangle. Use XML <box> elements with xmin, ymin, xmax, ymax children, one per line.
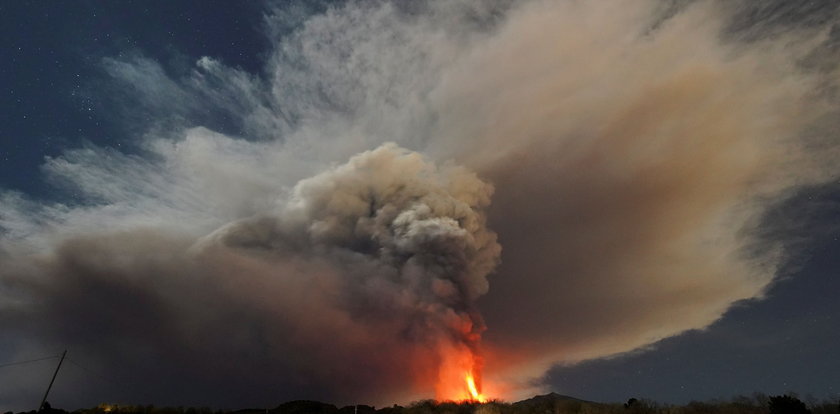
<box><xmin>2</xmin><ymin>0</ymin><xmax>840</xmax><ymax>409</ymax></box>
<box><xmin>1</xmin><ymin>144</ymin><xmax>499</xmax><ymax>407</ymax></box>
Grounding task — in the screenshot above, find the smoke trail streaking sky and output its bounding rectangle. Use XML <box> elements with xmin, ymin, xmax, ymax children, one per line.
<box><xmin>1</xmin><ymin>0</ymin><xmax>839</xmax><ymax>410</ymax></box>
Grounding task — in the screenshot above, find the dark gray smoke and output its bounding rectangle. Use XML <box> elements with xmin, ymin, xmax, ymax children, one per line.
<box><xmin>1</xmin><ymin>144</ymin><xmax>500</xmax><ymax>407</ymax></box>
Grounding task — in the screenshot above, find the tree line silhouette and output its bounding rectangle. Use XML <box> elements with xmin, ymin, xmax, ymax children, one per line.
<box><xmin>9</xmin><ymin>392</ymin><xmax>839</xmax><ymax>414</ymax></box>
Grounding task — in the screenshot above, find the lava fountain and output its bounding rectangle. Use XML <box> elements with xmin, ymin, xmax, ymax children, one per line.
<box><xmin>435</xmin><ymin>342</ymin><xmax>488</xmax><ymax>402</ymax></box>
<box><xmin>465</xmin><ymin>372</ymin><xmax>487</xmax><ymax>403</ymax></box>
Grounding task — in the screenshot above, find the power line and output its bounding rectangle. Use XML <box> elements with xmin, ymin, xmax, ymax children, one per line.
<box><xmin>0</xmin><ymin>354</ymin><xmax>61</xmax><ymax>369</ymax></box>
<box><xmin>65</xmin><ymin>357</ymin><xmax>116</xmax><ymax>384</ymax></box>
<box><xmin>39</xmin><ymin>350</ymin><xmax>66</xmax><ymax>411</ymax></box>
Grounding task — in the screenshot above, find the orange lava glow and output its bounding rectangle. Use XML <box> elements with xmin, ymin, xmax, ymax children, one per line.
<box><xmin>435</xmin><ymin>343</ymin><xmax>489</xmax><ymax>402</ymax></box>
<box><xmin>465</xmin><ymin>372</ymin><xmax>487</xmax><ymax>403</ymax></box>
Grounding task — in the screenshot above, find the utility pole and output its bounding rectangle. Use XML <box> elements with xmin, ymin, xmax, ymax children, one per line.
<box><xmin>39</xmin><ymin>350</ymin><xmax>66</xmax><ymax>412</ymax></box>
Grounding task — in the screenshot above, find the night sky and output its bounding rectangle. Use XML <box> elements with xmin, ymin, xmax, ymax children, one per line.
<box><xmin>1</xmin><ymin>0</ymin><xmax>839</xmax><ymax>411</ymax></box>
<box><xmin>1</xmin><ymin>0</ymin><xmax>267</xmax><ymax>197</ymax></box>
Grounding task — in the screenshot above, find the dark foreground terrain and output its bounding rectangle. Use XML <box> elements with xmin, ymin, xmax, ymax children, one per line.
<box><xmin>11</xmin><ymin>393</ymin><xmax>840</xmax><ymax>414</ymax></box>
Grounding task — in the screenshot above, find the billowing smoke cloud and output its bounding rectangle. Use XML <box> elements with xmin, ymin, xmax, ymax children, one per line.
<box><xmin>2</xmin><ymin>0</ymin><xmax>839</xmax><ymax>409</ymax></box>
<box><xmin>202</xmin><ymin>142</ymin><xmax>501</xmax><ymax>401</ymax></box>
<box><xmin>1</xmin><ymin>144</ymin><xmax>500</xmax><ymax>407</ymax></box>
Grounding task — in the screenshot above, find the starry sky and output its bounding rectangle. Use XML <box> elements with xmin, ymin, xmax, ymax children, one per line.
<box><xmin>1</xmin><ymin>0</ymin><xmax>839</xmax><ymax>410</ymax></box>
<box><xmin>1</xmin><ymin>0</ymin><xmax>266</xmax><ymax>197</ymax></box>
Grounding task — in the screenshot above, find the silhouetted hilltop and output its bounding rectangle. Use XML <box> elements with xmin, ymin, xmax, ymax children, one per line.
<box><xmin>270</xmin><ymin>401</ymin><xmax>338</xmax><ymax>414</ymax></box>
<box><xmin>337</xmin><ymin>404</ymin><xmax>376</xmax><ymax>414</ymax></box>
<box><xmin>13</xmin><ymin>392</ymin><xmax>840</xmax><ymax>414</ymax></box>
<box><xmin>513</xmin><ymin>392</ymin><xmax>594</xmax><ymax>406</ymax></box>
<box><xmin>510</xmin><ymin>392</ymin><xmax>603</xmax><ymax>414</ymax></box>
